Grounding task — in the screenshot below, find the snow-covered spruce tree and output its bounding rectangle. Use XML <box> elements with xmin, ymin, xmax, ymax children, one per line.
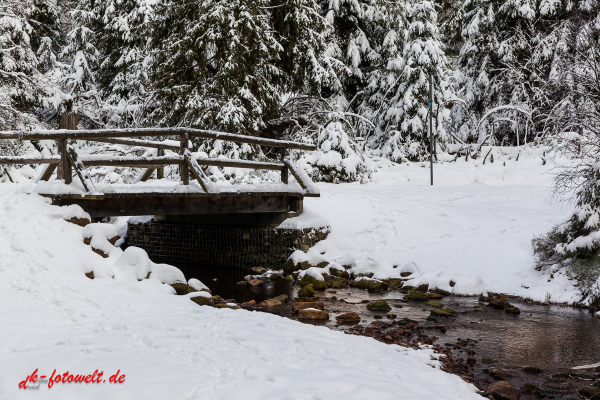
<box><xmin>319</xmin><ymin>0</ymin><xmax>384</xmax><ymax>106</ymax></box>
<box><xmin>0</xmin><ymin>0</ymin><xmax>59</xmax><ymax>131</ymax></box>
<box><xmin>369</xmin><ymin>0</ymin><xmax>451</xmax><ymax>162</ymax></box>
<box><xmin>93</xmin><ymin>0</ymin><xmax>154</xmax><ymax>114</ymax></box>
<box><xmin>60</xmin><ymin>0</ymin><xmax>101</xmax><ymax>125</ymax></box>
<box><xmin>149</xmin><ymin>0</ymin><xmax>281</xmax><ymax>136</ymax></box>
<box><xmin>450</xmin><ymin>0</ymin><xmax>537</xmax><ymax>144</ymax></box>
<box><xmin>29</xmin><ymin>0</ymin><xmax>60</xmax><ymax>74</ymax></box>
<box><xmin>271</xmin><ymin>0</ymin><xmax>343</xmax><ymax>96</ymax></box>
<box><xmin>359</xmin><ymin>0</ymin><xmax>409</xmax><ymax>128</ymax></box>
<box><xmin>533</xmin><ymin>15</ymin><xmax>600</xmax><ymax>307</ymax></box>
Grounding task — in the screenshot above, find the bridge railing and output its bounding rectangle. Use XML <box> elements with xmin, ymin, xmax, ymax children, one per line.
<box><xmin>0</xmin><ymin>128</ymin><xmax>319</xmax><ymax>196</ymax></box>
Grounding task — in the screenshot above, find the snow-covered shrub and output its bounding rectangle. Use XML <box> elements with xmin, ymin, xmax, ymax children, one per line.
<box><xmin>533</xmin><ymin>20</ymin><xmax>600</xmax><ymax>308</ymax></box>
<box><xmin>296</xmin><ymin>118</ymin><xmax>371</xmax><ymax>183</ymax></box>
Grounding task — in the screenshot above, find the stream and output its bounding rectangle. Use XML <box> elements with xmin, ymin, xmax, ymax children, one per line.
<box><xmin>177</xmin><ymin>263</ymin><xmax>600</xmax><ymax>399</ymax></box>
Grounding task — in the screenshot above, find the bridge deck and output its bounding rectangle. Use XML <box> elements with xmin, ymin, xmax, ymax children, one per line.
<box><xmin>0</xmin><ymin>127</ymin><xmax>319</xmax><ymax>225</ymax></box>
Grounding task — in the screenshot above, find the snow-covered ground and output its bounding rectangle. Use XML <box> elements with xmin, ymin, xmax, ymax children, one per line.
<box><xmin>298</xmin><ymin>156</ymin><xmax>579</xmax><ymax>304</ymax></box>
<box><xmin>0</xmin><ymin>183</ymin><xmax>480</xmax><ymax>399</ymax></box>
<box><xmin>0</xmin><ymin>153</ymin><xmax>576</xmax><ymax>398</ymax></box>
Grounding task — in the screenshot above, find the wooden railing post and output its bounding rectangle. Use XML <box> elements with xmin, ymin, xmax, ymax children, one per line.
<box><xmin>180</xmin><ymin>134</ymin><xmax>189</xmax><ymax>185</ymax></box>
<box><xmin>280</xmin><ymin>147</ymin><xmax>288</xmax><ymax>184</ymax></box>
<box><xmin>58</xmin><ymin>138</ymin><xmax>72</xmax><ymax>184</ymax></box>
<box><xmin>57</xmin><ymin>101</ymin><xmax>78</xmax><ymax>184</ymax></box>
<box><xmin>157</xmin><ymin>147</ymin><xmax>164</xmax><ymax>179</ymax></box>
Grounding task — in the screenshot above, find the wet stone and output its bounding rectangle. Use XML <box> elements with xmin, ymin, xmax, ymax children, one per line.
<box><xmin>298</xmin><ymin>309</ymin><xmax>329</xmax><ymax>320</ymax></box>
<box><xmin>366</xmin><ymin>300</ymin><xmax>391</xmax><ymax>311</ymax></box>
<box><xmin>292</xmin><ymin>301</ymin><xmax>324</xmax><ymax>312</ymax></box>
<box><xmin>490</xmin><ymin>369</ymin><xmax>511</xmax><ymax>380</ymax></box>
<box><xmin>482</xmin><ymin>381</ymin><xmax>521</xmax><ymax>400</ymax></box>
<box><xmin>337</xmin><ymin>312</ymin><xmax>360</xmax><ymax>322</ymax></box>
<box><xmin>260</xmin><ymin>299</ymin><xmax>282</xmax><ymax>307</ymax></box>
<box><xmin>580</xmin><ymin>387</ymin><xmax>600</xmax><ymax>398</ymax></box>
<box><xmin>248</xmin><ymin>279</ymin><xmax>264</xmax><ymax>286</ymax></box>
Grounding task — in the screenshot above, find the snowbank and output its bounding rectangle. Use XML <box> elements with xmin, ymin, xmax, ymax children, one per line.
<box><xmin>0</xmin><ymin>184</ymin><xmax>480</xmax><ymax>399</ymax></box>
<box><xmin>299</xmin><ymin>156</ymin><xmax>580</xmax><ymax>303</ymax></box>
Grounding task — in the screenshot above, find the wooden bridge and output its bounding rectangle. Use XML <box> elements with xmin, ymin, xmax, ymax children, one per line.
<box><xmin>0</xmin><ymin>128</ymin><xmax>319</xmax><ymax>226</ymax></box>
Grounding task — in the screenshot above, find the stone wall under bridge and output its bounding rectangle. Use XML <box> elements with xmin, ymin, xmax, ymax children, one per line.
<box><xmin>125</xmin><ymin>218</ymin><xmax>330</xmax><ymax>270</ymax></box>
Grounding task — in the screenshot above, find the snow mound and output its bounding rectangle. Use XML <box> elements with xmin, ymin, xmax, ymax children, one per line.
<box><xmin>61</xmin><ymin>204</ymin><xmax>91</xmax><ymax>223</ymax></box>
<box><xmin>112</xmin><ymin>246</ymin><xmax>186</xmax><ymax>285</ymax></box>
<box><xmin>188</xmin><ymin>278</ymin><xmax>209</xmax><ymax>292</ymax></box>
<box><xmin>90</xmin><ymin>233</ymin><xmax>115</xmax><ymax>257</ymax></box>
<box><xmin>299</xmin><ymin>267</ymin><xmax>325</xmax><ymax>281</ymax></box>
<box><xmin>149</xmin><ymin>263</ymin><xmax>186</xmax><ymax>285</ymax></box>
<box><xmin>187</xmin><ymin>291</ymin><xmax>212</xmax><ymax>299</ymax></box>
<box><xmin>277</xmin><ymin>207</ymin><xmax>330</xmax><ymax>230</ymax></box>
<box><xmin>112</xmin><ymin>246</ymin><xmax>155</xmax><ymax>281</ymax></box>
<box><xmin>82</xmin><ymin>223</ymin><xmax>118</xmax><ymax>240</ymax></box>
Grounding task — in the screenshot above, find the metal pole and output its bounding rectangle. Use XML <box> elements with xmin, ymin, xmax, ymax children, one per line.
<box><xmin>429</xmin><ymin>75</ymin><xmax>433</xmax><ymax>185</ymax></box>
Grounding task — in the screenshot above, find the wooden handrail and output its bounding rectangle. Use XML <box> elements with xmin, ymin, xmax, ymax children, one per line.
<box><xmin>0</xmin><ymin>127</ymin><xmax>316</xmax><ymax>151</ymax></box>
<box><xmin>0</xmin><ymin>155</ymin><xmax>285</xmax><ymax>171</ymax></box>
<box><xmin>0</xmin><ymin>127</ymin><xmax>319</xmax><ymax>195</ymax></box>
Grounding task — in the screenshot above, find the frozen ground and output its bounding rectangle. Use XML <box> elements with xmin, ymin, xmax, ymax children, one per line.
<box><xmin>0</xmin><ymin>184</ymin><xmax>479</xmax><ymax>399</ymax></box>
<box><xmin>298</xmin><ymin>155</ymin><xmax>579</xmax><ymax>304</ymax></box>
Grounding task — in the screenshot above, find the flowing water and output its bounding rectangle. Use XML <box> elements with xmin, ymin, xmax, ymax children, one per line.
<box><xmin>178</xmin><ymin>264</ymin><xmax>600</xmax><ymax>398</ymax></box>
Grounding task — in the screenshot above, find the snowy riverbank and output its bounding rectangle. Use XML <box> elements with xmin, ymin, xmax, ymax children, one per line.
<box><xmin>296</xmin><ymin>154</ymin><xmax>579</xmax><ymax>304</ymax></box>
<box><xmin>0</xmin><ymin>183</ymin><xmax>480</xmax><ymax>399</ymax></box>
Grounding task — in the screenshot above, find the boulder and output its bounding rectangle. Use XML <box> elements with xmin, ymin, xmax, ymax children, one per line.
<box><xmin>62</xmin><ymin>205</ymin><xmax>91</xmax><ymax>227</ymax></box>
<box><xmin>260</xmin><ymin>299</ymin><xmax>282</xmax><ymax>307</ymax></box>
<box><xmin>326</xmin><ymin>276</ymin><xmax>349</xmax><ymax>289</ymax></box>
<box><xmin>404</xmin><ymin>291</ymin><xmax>429</xmax><ymax>301</ymax></box>
<box><xmin>385</xmin><ymin>278</ymin><xmax>404</xmax><ymax>289</ymax></box>
<box><xmin>521</xmin><ymin>383</ymin><xmax>542</xmax><ymax>395</ymax></box>
<box><xmin>426</xmin><ymin>301</ymin><xmax>443</xmax><ymax>308</ymax></box>
<box><xmin>400</xmin><ymin>272</ymin><xmax>412</xmax><ymax>277</ymax></box>
<box><xmin>170</xmin><ymin>283</ymin><xmax>189</xmax><ymax>295</ymax></box>
<box><xmin>248</xmin><ymin>279</ymin><xmax>264</xmax><ymax>286</ymax></box>
<box><xmin>188</xmin><ymin>278</ymin><xmax>211</xmax><ymax>294</ymax></box>
<box><xmin>580</xmin><ymin>387</ymin><xmax>600</xmax><ymax>399</ymax></box>
<box><xmin>298</xmin><ymin>285</ymin><xmax>315</xmax><ymax>297</ymax></box>
<box><xmin>214</xmin><ymin>303</ymin><xmax>242</xmax><ymax>310</ymax></box>
<box><xmin>299</xmin><ymin>274</ymin><xmax>326</xmax><ymax>290</ymax></box>
<box><xmin>90</xmin><ymin>233</ymin><xmax>114</xmax><ymax>258</ymax></box>
<box><xmin>414</xmin><ymin>284</ymin><xmax>429</xmax><ymax>292</ymax></box>
<box><xmin>352</xmin><ymin>279</ymin><xmax>388</xmax><ymax>291</ymax></box>
<box><xmin>66</xmin><ymin>216</ymin><xmax>91</xmax><ymax>227</ymax></box>
<box><xmin>490</xmin><ymin>369</ymin><xmax>511</xmax><ymax>380</ymax></box>
<box><xmin>482</xmin><ymin>381</ymin><xmax>521</xmax><ymax>400</ymax></box>
<box><xmin>523</xmin><ymin>366</ymin><xmax>542</xmax><ymax>374</ymax></box>
<box><xmin>366</xmin><ymin>300</ymin><xmax>391</xmax><ymax>311</ymax></box>
<box><xmin>284</xmin><ymin>275</ymin><xmax>294</xmax><ymax>282</ymax></box>
<box><xmin>85</xmin><ymin>271</ymin><xmax>94</xmax><ymax>279</ymax></box>
<box><xmin>328</xmin><ymin>265</ymin><xmax>350</xmax><ymax>279</ymax></box>
<box><xmin>273</xmin><ymin>294</ymin><xmax>288</xmax><ymax>302</ymax></box>
<box><xmin>241</xmin><ymin>300</ymin><xmax>256</xmax><ymax>306</ymax></box>
<box><xmin>298</xmin><ymin>308</ymin><xmax>329</xmax><ymax>320</ymax></box>
<box><xmin>432</xmin><ymin>288</ymin><xmax>452</xmax><ymax>296</ymax></box>
<box><xmin>337</xmin><ymin>312</ymin><xmax>360</xmax><ymax>322</ymax></box>
<box><xmin>190</xmin><ymin>296</ymin><xmax>214</xmax><ymax>307</ymax></box>
<box><xmin>505</xmin><ymin>307</ymin><xmax>521</xmax><ymax>314</ymax></box>
<box><xmin>292</xmin><ymin>301</ymin><xmax>324</xmax><ymax>312</ymax></box>
<box><xmin>283</xmin><ymin>259</ymin><xmax>297</xmax><ymax>275</ymax></box>
<box><xmin>82</xmin><ymin>223</ymin><xmax>119</xmax><ymax>246</ymax></box>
